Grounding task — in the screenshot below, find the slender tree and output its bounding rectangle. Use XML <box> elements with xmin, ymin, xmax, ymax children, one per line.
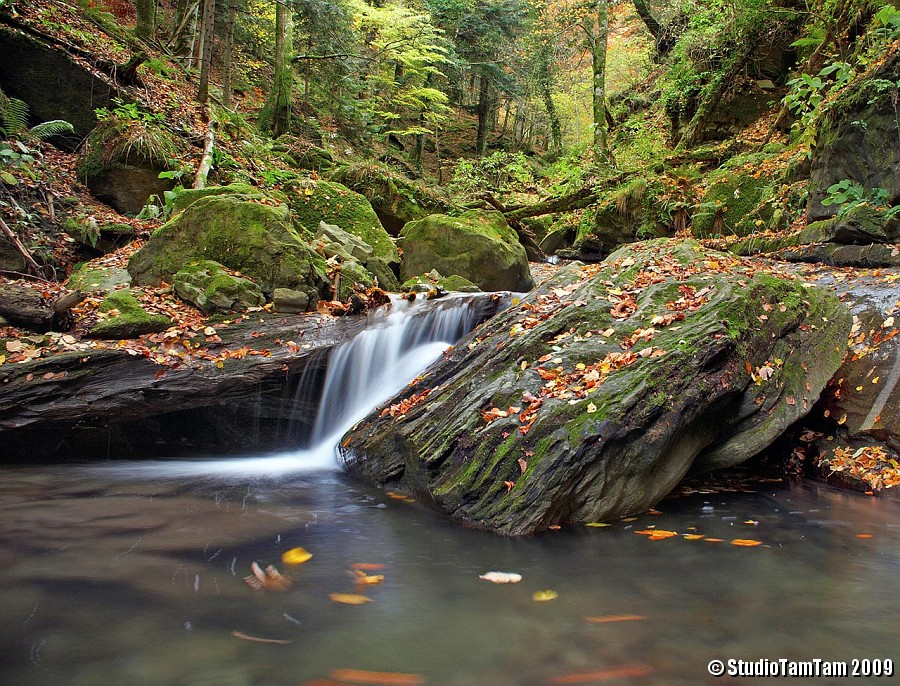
<box><xmin>259</xmin><ymin>0</ymin><xmax>294</xmax><ymax>136</ymax></box>
<box><xmin>197</xmin><ymin>0</ymin><xmax>216</xmax><ymax>102</ymax></box>
<box><xmin>588</xmin><ymin>0</ymin><xmax>610</xmax><ymax>165</ymax></box>
<box><xmin>134</xmin><ymin>0</ymin><xmax>157</xmax><ymax>40</ymax></box>
<box><xmin>222</xmin><ymin>0</ymin><xmax>238</xmax><ymax>108</ymax></box>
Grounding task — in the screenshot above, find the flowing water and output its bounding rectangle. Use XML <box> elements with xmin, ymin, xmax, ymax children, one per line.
<box><xmin>1</xmin><ymin>297</ymin><xmax>899</xmax><ymax>685</ymax></box>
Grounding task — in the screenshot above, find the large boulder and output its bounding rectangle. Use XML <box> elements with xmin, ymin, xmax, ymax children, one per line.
<box><xmin>808</xmin><ymin>52</ymin><xmax>900</xmax><ymax>221</ymax></box>
<box><xmin>340</xmin><ymin>239</ymin><xmax>851</xmax><ymax>535</ymax></box>
<box><xmin>128</xmin><ymin>193</ymin><xmax>328</xmax><ymax>307</ymax></box>
<box><xmin>399</xmin><ymin>210</ymin><xmax>534</xmax><ymax>292</ymax></box>
<box><xmin>286</xmin><ymin>179</ymin><xmax>399</xmax><ymax>265</ymax></box>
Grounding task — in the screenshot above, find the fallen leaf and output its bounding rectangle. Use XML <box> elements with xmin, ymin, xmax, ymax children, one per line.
<box><xmin>243</xmin><ymin>562</ymin><xmax>292</xmax><ymax>591</ymax></box>
<box><xmin>585</xmin><ymin>615</ymin><xmax>647</xmax><ymax>623</ymax></box>
<box><xmin>479</xmin><ymin>571</ymin><xmax>522</xmax><ymax>584</ymax></box>
<box><xmin>281</xmin><ymin>547</ymin><xmax>313</xmax><ymax>565</ymax></box>
<box><xmin>704</xmin><ymin>538</ymin><xmax>725</xmax><ymax>543</ymax></box>
<box><xmin>230</xmin><ymin>630</ymin><xmax>292</xmax><ymax>645</ymax></box>
<box><xmin>329</xmin><ymin>593</ymin><xmax>372</xmax><ymax>605</ymax></box>
<box><xmin>351</xmin><ymin>563</ymin><xmax>385</xmax><ymax>571</ymax></box>
<box><xmin>585</xmin><ymin>522</ymin><xmax>611</xmax><ymax>527</ymax></box>
<box><xmin>533</xmin><ymin>589</ymin><xmax>559</xmax><ymax>601</ymax></box>
<box><xmin>683</xmin><ymin>534</ymin><xmax>704</xmax><ymax>540</ymax></box>
<box><xmin>352</xmin><ymin>570</ymin><xmax>384</xmax><ymax>585</ymax></box>
<box><xmin>329</xmin><ymin>669</ymin><xmax>424</xmax><ymax>685</ymax></box>
<box><xmin>856</xmin><ymin>534</ymin><xmax>874</xmax><ymax>539</ymax></box>
<box><xmin>731</xmin><ymin>539</ymin><xmax>763</xmax><ymax>547</ymax></box>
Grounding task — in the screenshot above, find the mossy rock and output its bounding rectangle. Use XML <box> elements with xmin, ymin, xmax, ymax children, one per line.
<box><xmin>335</xmin><ymin>259</ymin><xmax>376</xmax><ymax>301</ymax></box>
<box><xmin>87</xmin><ymin>289</ymin><xmax>171</xmax><ymax>339</ymax></box>
<box><xmin>692</xmin><ymin>173</ymin><xmax>775</xmax><ymax>238</ymax></box>
<box><xmin>399</xmin><ymin>210</ymin><xmax>534</xmax><ymax>292</ymax></box>
<box><xmin>127</xmin><ymin>194</ymin><xmax>328</xmax><ymax>307</ymax></box>
<box><xmin>65</xmin><ymin>264</ymin><xmax>132</xmax><ymax>293</ymax></box>
<box><xmin>729</xmin><ymin>231</ymin><xmax>804</xmax><ymax>256</ymax></box>
<box><xmin>329</xmin><ymin>162</ymin><xmax>449</xmax><ymax>234</ymax></box>
<box><xmin>171</xmin><ymin>183</ymin><xmax>262</xmax><ymax>213</ymax></box>
<box><xmin>315</xmin><ymin>221</ymin><xmax>375</xmax><ymax>263</ymax></box>
<box><xmin>401</xmin><ymin>271</ymin><xmax>480</xmax><ymax>294</ymax></box>
<box><xmin>78</xmin><ymin>116</ymin><xmax>185</xmax><ymax>215</ymax></box>
<box><xmin>285</xmin><ymin>179</ymin><xmax>399</xmax><ymax>265</ymax></box>
<box><xmin>340</xmin><ymin>238</ymin><xmax>851</xmax><ymax>535</ymax></box>
<box><xmin>173</xmin><ymin>260</ymin><xmax>265</xmax><ymax>313</ymax></box>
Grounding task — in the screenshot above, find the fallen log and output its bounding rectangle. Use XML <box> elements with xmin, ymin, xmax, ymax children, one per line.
<box><xmin>0</xmin><ymin>284</ymin><xmax>84</xmax><ymax>332</ymax></box>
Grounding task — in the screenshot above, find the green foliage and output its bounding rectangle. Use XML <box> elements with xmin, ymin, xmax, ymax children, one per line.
<box><xmin>822</xmin><ymin>180</ymin><xmax>898</xmax><ymax>219</ymax></box>
<box><xmin>138</xmin><ymin>171</ymin><xmax>186</xmax><ymax>221</ymax></box>
<box><xmin>450</xmin><ymin>151</ymin><xmax>536</xmax><ymax>197</ymax></box>
<box><xmin>0</xmin><ymin>88</ymin><xmax>73</xmax><ymax>184</ymax></box>
<box><xmin>94</xmin><ymin>97</ymin><xmax>165</xmax><ymax>125</ymax></box>
<box><xmin>783</xmin><ymin>62</ymin><xmax>855</xmax><ymax>144</ymax></box>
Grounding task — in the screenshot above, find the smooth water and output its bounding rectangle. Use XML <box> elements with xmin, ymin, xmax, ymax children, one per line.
<box><xmin>2</xmin><ymin>297</ymin><xmax>899</xmax><ymax>684</ymax></box>
<box><xmin>1</xmin><ymin>470</ymin><xmax>899</xmax><ymax>685</ymax></box>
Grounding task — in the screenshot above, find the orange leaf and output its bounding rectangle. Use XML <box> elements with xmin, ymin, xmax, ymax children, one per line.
<box><xmin>585</xmin><ymin>614</ymin><xmax>646</xmax><ymax>624</ymax></box>
<box><xmin>549</xmin><ymin>665</ymin><xmax>653</xmax><ymax>683</ymax></box>
<box><xmin>856</xmin><ymin>534</ymin><xmax>874</xmax><ymax>539</ymax></box>
<box><xmin>731</xmin><ymin>539</ymin><xmax>763</xmax><ymax>547</ymax></box>
<box><xmin>329</xmin><ymin>669</ymin><xmax>425</xmax><ymax>685</ymax></box>
<box><xmin>351</xmin><ymin>563</ymin><xmax>385</xmax><ymax>571</ymax></box>
<box><xmin>329</xmin><ymin>593</ymin><xmax>372</xmax><ymax>605</ymax></box>
<box><xmin>704</xmin><ymin>538</ymin><xmax>725</xmax><ymax>543</ymax></box>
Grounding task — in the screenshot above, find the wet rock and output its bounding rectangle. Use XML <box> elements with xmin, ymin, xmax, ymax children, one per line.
<box><xmin>87</xmin><ymin>289</ymin><xmax>171</xmax><ymax>339</ymax></box>
<box><xmin>65</xmin><ymin>264</ymin><xmax>132</xmax><ymax>293</ymax></box>
<box><xmin>340</xmin><ymin>239</ymin><xmax>851</xmax><ymax>535</ymax></box>
<box><xmin>273</xmin><ymin>288</ymin><xmax>309</xmax><ymax>314</ymax></box>
<box><xmin>399</xmin><ymin>210</ymin><xmax>534</xmax><ymax>292</ymax></box>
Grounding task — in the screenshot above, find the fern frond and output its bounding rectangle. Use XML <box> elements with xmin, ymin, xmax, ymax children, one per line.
<box><xmin>1</xmin><ymin>98</ymin><xmax>29</xmax><ymax>138</ymax></box>
<box><xmin>26</xmin><ymin>120</ymin><xmax>75</xmax><ymax>142</ymax></box>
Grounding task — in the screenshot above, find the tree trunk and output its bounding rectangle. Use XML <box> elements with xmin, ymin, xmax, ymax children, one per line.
<box><xmin>259</xmin><ymin>1</ymin><xmax>294</xmax><ymax>137</ymax></box>
<box><xmin>475</xmin><ymin>71</ymin><xmax>490</xmax><ymax>154</ymax></box>
<box><xmin>171</xmin><ymin>0</ymin><xmax>199</xmax><ymax>60</ymax></box>
<box><xmin>222</xmin><ymin>0</ymin><xmax>237</xmax><ymax>108</ymax></box>
<box><xmin>631</xmin><ymin>0</ymin><xmax>662</xmax><ymax>42</ymax></box>
<box><xmin>537</xmin><ymin>49</ymin><xmax>562</xmax><ymax>154</ymax></box>
<box><xmin>196</xmin><ymin>0</ymin><xmax>216</xmax><ymax>102</ymax></box>
<box><xmin>591</xmin><ymin>0</ymin><xmax>611</xmax><ymax>165</ymax></box>
<box><xmin>134</xmin><ymin>0</ymin><xmax>156</xmax><ymax>40</ymax></box>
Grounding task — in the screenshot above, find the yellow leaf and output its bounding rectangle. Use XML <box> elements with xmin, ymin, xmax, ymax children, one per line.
<box><xmin>204</xmin><ymin>326</ymin><xmax>217</xmax><ymax>336</ymax></box>
<box><xmin>329</xmin><ymin>593</ymin><xmax>372</xmax><ymax>605</ymax></box>
<box><xmin>533</xmin><ymin>589</ymin><xmax>558</xmax><ymax>601</ymax></box>
<box><xmin>585</xmin><ymin>522</ymin><xmax>610</xmax><ymax>527</ymax></box>
<box><xmin>585</xmin><ymin>614</ymin><xmax>646</xmax><ymax>623</ymax></box>
<box><xmin>683</xmin><ymin>534</ymin><xmax>704</xmax><ymax>540</ymax></box>
<box><xmin>731</xmin><ymin>539</ymin><xmax>763</xmax><ymax>547</ymax></box>
<box><xmin>281</xmin><ymin>547</ymin><xmax>313</xmax><ymax>565</ymax></box>
<box><xmin>587</xmin><ymin>402</ymin><xmax>597</xmax><ymax>413</ymax></box>
<box><xmin>0</xmin><ymin>354</ymin><xmax>5</xmax><ymax>366</ymax></box>
<box><xmin>352</xmin><ymin>569</ymin><xmax>384</xmax><ymax>584</ymax></box>
<box><xmin>575</xmin><ymin>362</ymin><xmax>586</xmax><ymax>371</ymax></box>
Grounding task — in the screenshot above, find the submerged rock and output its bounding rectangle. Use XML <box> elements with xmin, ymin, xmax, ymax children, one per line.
<box><xmin>399</xmin><ymin>210</ymin><xmax>534</xmax><ymax>292</ymax></box>
<box><xmin>340</xmin><ymin>239</ymin><xmax>851</xmax><ymax>535</ymax></box>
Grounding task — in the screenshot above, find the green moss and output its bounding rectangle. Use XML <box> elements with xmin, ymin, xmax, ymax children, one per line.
<box><xmin>286</xmin><ymin>179</ymin><xmax>398</xmax><ymax>263</ymax></box>
<box><xmin>78</xmin><ymin>116</ymin><xmax>183</xmax><ymax>179</ymax></box>
<box><xmin>692</xmin><ymin>172</ymin><xmax>775</xmax><ymax>237</ymax></box>
<box><xmin>88</xmin><ymin>289</ymin><xmax>170</xmax><ymax>339</ymax></box>
<box><xmin>171</xmin><ymin>183</ymin><xmax>261</xmax><ymax>213</ymax></box>
<box><xmin>66</xmin><ymin>264</ymin><xmax>132</xmax><ymax>292</ymax></box>
<box><xmin>173</xmin><ymin>260</ymin><xmax>265</xmax><ymax>312</ymax></box>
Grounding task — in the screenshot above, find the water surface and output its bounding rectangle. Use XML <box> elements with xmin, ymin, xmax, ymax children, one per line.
<box><xmin>1</xmin><ymin>465</ymin><xmax>898</xmax><ymax>686</ymax></box>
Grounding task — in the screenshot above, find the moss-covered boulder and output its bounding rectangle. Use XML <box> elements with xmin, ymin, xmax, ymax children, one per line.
<box><xmin>65</xmin><ymin>264</ymin><xmax>132</xmax><ymax>293</ymax></box>
<box><xmin>329</xmin><ymin>162</ymin><xmax>449</xmax><ymax>234</ymax></box>
<box><xmin>170</xmin><ymin>183</ymin><xmax>262</xmax><ymax>213</ymax></box>
<box><xmin>286</xmin><ymin>179</ymin><xmax>399</xmax><ymax>265</ymax></box>
<box><xmin>340</xmin><ymin>239</ymin><xmax>851</xmax><ymax>535</ymax></box>
<box><xmin>692</xmin><ymin>172</ymin><xmax>775</xmax><ymax>238</ymax></box>
<box><xmin>78</xmin><ymin>116</ymin><xmax>186</xmax><ymax>214</ymax></box>
<box><xmin>399</xmin><ymin>210</ymin><xmax>534</xmax><ymax>292</ymax></box>
<box><xmin>87</xmin><ymin>289</ymin><xmax>171</xmax><ymax>339</ymax></box>
<box><xmin>315</xmin><ymin>221</ymin><xmax>375</xmax><ymax>263</ymax></box>
<box><xmin>173</xmin><ymin>260</ymin><xmax>265</xmax><ymax>313</ymax></box>
<box><xmin>128</xmin><ymin>194</ymin><xmax>328</xmax><ymax>307</ymax></box>
<box><xmin>401</xmin><ymin>271</ymin><xmax>481</xmax><ymax>294</ymax></box>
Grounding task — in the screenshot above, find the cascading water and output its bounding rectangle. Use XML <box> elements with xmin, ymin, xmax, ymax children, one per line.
<box><xmin>115</xmin><ymin>294</ymin><xmax>493</xmax><ymax>478</ymax></box>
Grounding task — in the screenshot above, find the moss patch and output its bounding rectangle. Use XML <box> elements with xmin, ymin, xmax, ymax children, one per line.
<box><xmin>87</xmin><ymin>289</ymin><xmax>171</xmax><ymax>339</ymax></box>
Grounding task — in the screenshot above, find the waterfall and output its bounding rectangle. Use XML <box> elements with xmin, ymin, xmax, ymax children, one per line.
<box><xmin>109</xmin><ymin>294</ymin><xmax>495</xmax><ymax>478</ymax></box>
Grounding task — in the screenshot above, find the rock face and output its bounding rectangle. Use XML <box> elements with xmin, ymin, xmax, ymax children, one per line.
<box><xmin>399</xmin><ymin>210</ymin><xmax>534</xmax><ymax>292</ymax></box>
<box><xmin>340</xmin><ymin>239</ymin><xmax>851</xmax><ymax>535</ymax></box>
<box><xmin>807</xmin><ymin>52</ymin><xmax>900</xmax><ymax>221</ymax></box>
<box><xmin>128</xmin><ymin>192</ymin><xmax>328</xmax><ymax>306</ymax></box>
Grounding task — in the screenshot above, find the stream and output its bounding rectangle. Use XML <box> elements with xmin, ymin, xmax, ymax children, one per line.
<box><xmin>1</xmin><ymin>297</ymin><xmax>899</xmax><ymax>685</ymax></box>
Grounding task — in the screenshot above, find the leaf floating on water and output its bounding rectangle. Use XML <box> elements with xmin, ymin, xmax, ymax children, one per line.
<box><xmin>243</xmin><ymin>562</ymin><xmax>292</xmax><ymax>591</ymax></box>
<box><xmin>635</xmin><ymin>529</ymin><xmax>678</xmax><ymax>540</ymax></box>
<box><xmin>683</xmin><ymin>534</ymin><xmax>705</xmax><ymax>540</ymax></box>
<box><xmin>856</xmin><ymin>533</ymin><xmax>874</xmax><ymax>539</ymax></box>
<box><xmin>329</xmin><ymin>668</ymin><xmax>425</xmax><ymax>685</ymax></box>
<box><xmin>549</xmin><ymin>665</ymin><xmax>653</xmax><ymax>683</ymax></box>
<box><xmin>704</xmin><ymin>538</ymin><xmax>725</xmax><ymax>543</ymax></box>
<box><xmin>585</xmin><ymin>522</ymin><xmax>611</xmax><ymax>528</ymax></box>
<box><xmin>730</xmin><ymin>539</ymin><xmax>763</xmax><ymax>547</ymax></box>
<box><xmin>230</xmin><ymin>630</ymin><xmax>293</xmax><ymax>645</ymax></box>
<box><xmin>479</xmin><ymin>571</ymin><xmax>522</xmax><ymax>584</ymax></box>
<box><xmin>329</xmin><ymin>593</ymin><xmax>372</xmax><ymax>605</ymax></box>
<box><xmin>585</xmin><ymin>614</ymin><xmax>646</xmax><ymax>624</ymax></box>
<box><xmin>281</xmin><ymin>547</ymin><xmax>313</xmax><ymax>565</ymax></box>
<box><xmin>352</xmin><ymin>562</ymin><xmax>386</xmax><ymax>571</ymax></box>
<box><xmin>351</xmin><ymin>569</ymin><xmax>384</xmax><ymax>585</ymax></box>
<box><xmin>533</xmin><ymin>590</ymin><xmax>558</xmax><ymax>602</ymax></box>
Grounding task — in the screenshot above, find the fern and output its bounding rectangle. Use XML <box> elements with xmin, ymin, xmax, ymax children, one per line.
<box><xmin>1</xmin><ymin>97</ymin><xmax>29</xmax><ymax>138</ymax></box>
<box><xmin>26</xmin><ymin>120</ymin><xmax>75</xmax><ymax>141</ymax></box>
